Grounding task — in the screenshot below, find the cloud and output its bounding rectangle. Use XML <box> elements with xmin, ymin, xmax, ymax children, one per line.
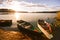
<box><xmin>18</xmin><ymin>1</ymin><xmax>60</xmax><ymax>11</ymax></box>
<box><xmin>18</xmin><ymin>1</ymin><xmax>46</xmax><ymax>7</ymax></box>
<box><xmin>51</xmin><ymin>6</ymin><xmax>60</xmax><ymax>11</ymax></box>
<box><xmin>0</xmin><ymin>0</ymin><xmax>4</xmax><ymax>4</ymax></box>
<box><xmin>0</xmin><ymin>1</ymin><xmax>60</xmax><ymax>12</ymax></box>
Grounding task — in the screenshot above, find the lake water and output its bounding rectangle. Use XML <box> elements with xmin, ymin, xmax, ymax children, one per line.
<box><xmin>0</xmin><ymin>12</ymin><xmax>57</xmax><ymax>29</ymax></box>
<box><xmin>0</xmin><ymin>12</ymin><xmax>56</xmax><ymax>22</ymax></box>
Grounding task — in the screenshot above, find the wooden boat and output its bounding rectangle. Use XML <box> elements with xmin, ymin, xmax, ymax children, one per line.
<box><xmin>37</xmin><ymin>19</ymin><xmax>53</xmax><ymax>39</ymax></box>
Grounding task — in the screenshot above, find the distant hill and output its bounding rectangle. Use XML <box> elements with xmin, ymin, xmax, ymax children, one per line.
<box><xmin>17</xmin><ymin>11</ymin><xmax>60</xmax><ymax>13</ymax></box>
<box><xmin>31</xmin><ymin>11</ymin><xmax>60</xmax><ymax>13</ymax></box>
<box><xmin>0</xmin><ymin>9</ymin><xmax>59</xmax><ymax>13</ymax></box>
<box><xmin>0</xmin><ymin>9</ymin><xmax>15</xmax><ymax>13</ymax></box>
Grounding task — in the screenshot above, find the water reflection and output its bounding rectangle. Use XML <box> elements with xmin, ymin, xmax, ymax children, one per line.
<box><xmin>0</xmin><ymin>12</ymin><xmax>56</xmax><ymax>23</ymax></box>
<box><xmin>14</xmin><ymin>12</ymin><xmax>20</xmax><ymax>20</ymax></box>
<box><xmin>14</xmin><ymin>12</ymin><xmax>56</xmax><ymax>22</ymax></box>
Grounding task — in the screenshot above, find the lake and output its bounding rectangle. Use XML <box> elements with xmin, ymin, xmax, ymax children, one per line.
<box><xmin>0</xmin><ymin>12</ymin><xmax>56</xmax><ymax>28</ymax></box>
<box><xmin>0</xmin><ymin>12</ymin><xmax>56</xmax><ymax>22</ymax></box>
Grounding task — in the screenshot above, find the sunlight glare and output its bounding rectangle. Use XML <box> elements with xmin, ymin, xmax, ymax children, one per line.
<box><xmin>14</xmin><ymin>12</ymin><xmax>20</xmax><ymax>20</ymax></box>
<box><xmin>8</xmin><ymin>1</ymin><xmax>22</xmax><ymax>11</ymax></box>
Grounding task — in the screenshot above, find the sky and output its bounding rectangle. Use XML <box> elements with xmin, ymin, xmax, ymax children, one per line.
<box><xmin>0</xmin><ymin>0</ymin><xmax>60</xmax><ymax>6</ymax></box>
<box><xmin>0</xmin><ymin>0</ymin><xmax>60</xmax><ymax>11</ymax></box>
<box><xmin>17</xmin><ymin>0</ymin><xmax>60</xmax><ymax>6</ymax></box>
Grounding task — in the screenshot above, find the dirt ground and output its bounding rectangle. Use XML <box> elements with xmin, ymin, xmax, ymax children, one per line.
<box><xmin>0</xmin><ymin>28</ymin><xmax>49</xmax><ymax>40</ymax></box>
